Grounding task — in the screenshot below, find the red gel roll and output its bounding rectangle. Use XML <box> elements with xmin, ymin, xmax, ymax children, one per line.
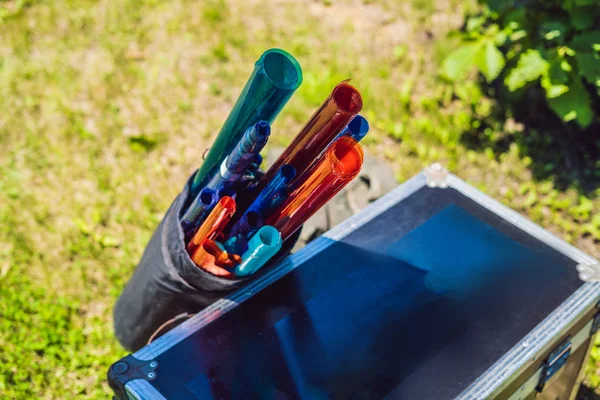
<box><xmin>265</xmin><ymin>136</ymin><xmax>364</xmax><ymax>240</ymax></box>
<box><xmin>259</xmin><ymin>81</ymin><xmax>362</xmax><ymax>188</ymax></box>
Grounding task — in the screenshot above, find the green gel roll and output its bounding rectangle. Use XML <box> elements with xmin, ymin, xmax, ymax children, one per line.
<box><xmin>190</xmin><ymin>49</ymin><xmax>303</xmax><ymax>199</ymax></box>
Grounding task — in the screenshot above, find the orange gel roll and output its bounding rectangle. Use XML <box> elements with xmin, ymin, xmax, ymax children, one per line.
<box><xmin>265</xmin><ymin>136</ymin><xmax>363</xmax><ymax>240</ymax></box>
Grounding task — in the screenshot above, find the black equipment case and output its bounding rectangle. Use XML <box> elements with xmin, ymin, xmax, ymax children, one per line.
<box><xmin>109</xmin><ymin>165</ymin><xmax>600</xmax><ymax>400</ymax></box>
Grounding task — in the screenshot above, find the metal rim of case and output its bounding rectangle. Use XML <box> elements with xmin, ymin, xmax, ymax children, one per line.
<box><xmin>128</xmin><ymin>164</ymin><xmax>600</xmax><ymax>400</ymax></box>
<box><xmin>126</xmin><ymin>380</ymin><xmax>167</xmax><ymax>400</ymax></box>
<box><xmin>424</xmin><ymin>162</ymin><xmax>449</xmax><ymax>188</ymax></box>
<box><xmin>446</xmin><ymin>173</ymin><xmax>600</xmax><ymax>399</ymax></box>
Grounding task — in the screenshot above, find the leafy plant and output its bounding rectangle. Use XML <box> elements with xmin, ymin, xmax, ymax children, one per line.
<box><xmin>442</xmin><ymin>0</ymin><xmax>600</xmax><ymax>128</ymax></box>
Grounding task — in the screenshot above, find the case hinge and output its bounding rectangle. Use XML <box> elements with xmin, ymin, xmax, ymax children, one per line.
<box><xmin>108</xmin><ymin>354</ymin><xmax>159</xmax><ymax>400</ymax></box>
<box><xmin>536</xmin><ymin>337</ymin><xmax>572</xmax><ymax>392</ymax></box>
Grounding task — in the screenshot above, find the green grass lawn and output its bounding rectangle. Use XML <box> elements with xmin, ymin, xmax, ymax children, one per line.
<box><xmin>1</xmin><ymin>0</ymin><xmax>598</xmax><ymax>398</ymax></box>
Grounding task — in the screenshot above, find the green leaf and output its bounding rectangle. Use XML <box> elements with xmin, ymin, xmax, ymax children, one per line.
<box><xmin>484</xmin><ymin>24</ymin><xmax>500</xmax><ymax>37</ymax></box>
<box><xmin>466</xmin><ymin>16</ymin><xmax>485</xmax><ymax>33</ymax></box>
<box><xmin>488</xmin><ymin>0</ymin><xmax>515</xmax><ymax>13</ymax></box>
<box><xmin>549</xmin><ymin>59</ymin><xmax>570</xmax><ymax>85</ymax></box>
<box><xmin>475</xmin><ymin>41</ymin><xmax>505</xmax><ymax>82</ymax></box>
<box><xmin>541</xmin><ymin>20</ymin><xmax>568</xmax><ymax>42</ymax></box>
<box><xmin>557</xmin><ymin>45</ymin><xmax>574</xmax><ymax>58</ymax></box>
<box><xmin>494</xmin><ymin>31</ymin><xmax>508</xmax><ymax>46</ymax></box>
<box><xmin>547</xmin><ymin>77</ymin><xmax>595</xmax><ymax>127</ymax></box>
<box><xmin>505</xmin><ymin>49</ymin><xmax>549</xmax><ymax>91</ymax></box>
<box><xmin>454</xmin><ymin>81</ymin><xmax>482</xmax><ymax>104</ymax></box>
<box><xmin>570</xmin><ymin>7</ymin><xmax>596</xmax><ymax>31</ymax></box>
<box><xmin>576</xmin><ymin>52</ymin><xmax>600</xmax><ymax>86</ymax></box>
<box><xmin>569</xmin><ymin>30</ymin><xmax>600</xmax><ymax>52</ymax></box>
<box><xmin>541</xmin><ymin>60</ymin><xmax>570</xmax><ymax>98</ymax></box>
<box><xmin>542</xmin><ymin>77</ymin><xmax>569</xmax><ymax>98</ymax></box>
<box><xmin>505</xmin><ymin>8</ymin><xmax>526</xmax><ymax>30</ymax></box>
<box><xmin>510</xmin><ymin>30</ymin><xmax>527</xmax><ymax>41</ymax></box>
<box><xmin>441</xmin><ymin>42</ymin><xmax>482</xmax><ymax>81</ymax></box>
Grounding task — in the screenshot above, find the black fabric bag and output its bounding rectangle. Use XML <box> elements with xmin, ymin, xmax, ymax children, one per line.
<box><xmin>113</xmin><ymin>175</ymin><xmax>299</xmax><ymax>352</ymax></box>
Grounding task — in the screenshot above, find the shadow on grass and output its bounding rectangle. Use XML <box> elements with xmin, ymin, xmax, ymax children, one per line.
<box><xmin>578</xmin><ymin>384</ymin><xmax>600</xmax><ymax>400</ymax></box>
<box><xmin>461</xmin><ymin>84</ymin><xmax>600</xmax><ymax>197</ymax></box>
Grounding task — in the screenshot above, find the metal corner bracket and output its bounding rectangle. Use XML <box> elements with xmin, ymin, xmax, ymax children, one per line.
<box><xmin>576</xmin><ymin>262</ymin><xmax>600</xmax><ymax>282</ymax></box>
<box><xmin>424</xmin><ymin>162</ymin><xmax>449</xmax><ymax>188</ymax></box>
<box><xmin>108</xmin><ymin>354</ymin><xmax>159</xmax><ymax>400</ymax></box>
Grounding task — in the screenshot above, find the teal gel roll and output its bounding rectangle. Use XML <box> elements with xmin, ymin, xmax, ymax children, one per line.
<box><xmin>235</xmin><ymin>226</ymin><xmax>282</xmax><ymax>277</ymax></box>
<box><xmin>190</xmin><ymin>49</ymin><xmax>303</xmax><ymax>199</ymax></box>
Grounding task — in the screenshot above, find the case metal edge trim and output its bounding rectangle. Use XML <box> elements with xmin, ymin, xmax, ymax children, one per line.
<box><xmin>125</xmin><ymin>380</ymin><xmax>167</xmax><ymax>400</ymax></box>
<box><xmin>446</xmin><ymin>174</ymin><xmax>598</xmax><ymax>266</ymax></box>
<box><xmin>445</xmin><ymin>173</ymin><xmax>600</xmax><ymax>399</ymax></box>
<box><xmin>457</xmin><ymin>283</ymin><xmax>600</xmax><ymax>399</ymax></box>
<box><xmin>133</xmin><ymin>172</ymin><xmax>428</xmax><ymax>361</ymax></box>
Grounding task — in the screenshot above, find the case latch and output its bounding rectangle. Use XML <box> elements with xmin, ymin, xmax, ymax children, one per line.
<box><xmin>108</xmin><ymin>354</ymin><xmax>159</xmax><ymax>400</ymax></box>
<box><xmin>536</xmin><ymin>337</ymin><xmax>572</xmax><ymax>392</ymax></box>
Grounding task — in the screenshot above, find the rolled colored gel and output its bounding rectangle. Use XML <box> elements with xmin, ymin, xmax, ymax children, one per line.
<box><xmin>235</xmin><ymin>226</ymin><xmax>282</xmax><ymax>277</ymax></box>
<box><xmin>190</xmin><ymin>49</ymin><xmax>303</xmax><ymax>198</ymax></box>
<box><xmin>187</xmin><ymin>196</ymin><xmax>236</xmax><ymax>254</ymax></box>
<box><xmin>338</xmin><ymin>114</ymin><xmax>369</xmax><ymax>142</ymax></box>
<box><xmin>191</xmin><ymin>240</ymin><xmax>240</xmax><ymax>278</ymax></box>
<box><xmin>206</xmin><ymin>121</ymin><xmax>271</xmax><ymax>191</ymax></box>
<box><xmin>180</xmin><ymin>188</ymin><xmax>217</xmax><ymax>240</ymax></box>
<box><xmin>224</xmin><ymin>211</ymin><xmax>263</xmax><ymax>254</ymax></box>
<box><xmin>259</xmin><ymin>81</ymin><xmax>362</xmax><ymax>189</ymax></box>
<box><xmin>247</xmin><ymin>164</ymin><xmax>296</xmax><ymax>217</ymax></box>
<box><xmin>265</xmin><ymin>137</ymin><xmax>364</xmax><ymax>240</ymax></box>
